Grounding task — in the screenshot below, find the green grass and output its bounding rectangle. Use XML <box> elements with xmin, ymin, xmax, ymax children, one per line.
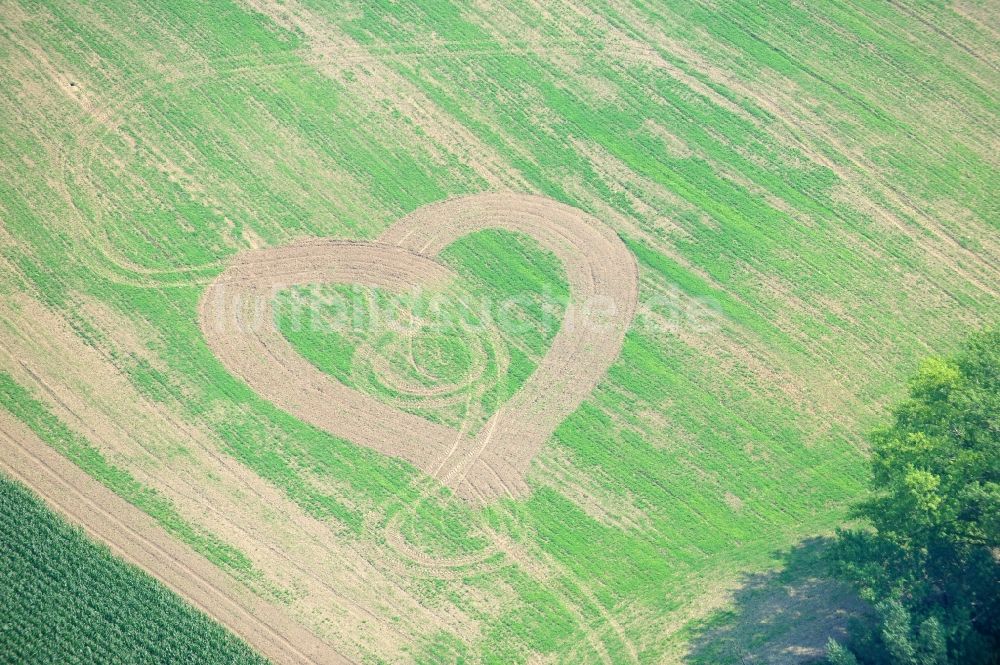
<box><xmin>274</xmin><ymin>229</ymin><xmax>568</xmax><ymax>430</ymax></box>
<box><xmin>0</xmin><ymin>472</ymin><xmax>268</xmax><ymax>664</ymax></box>
<box><xmin>1</xmin><ymin>0</ymin><xmax>997</xmax><ymax>661</ymax></box>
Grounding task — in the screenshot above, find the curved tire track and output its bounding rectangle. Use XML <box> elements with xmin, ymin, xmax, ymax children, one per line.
<box><xmin>199</xmin><ymin>193</ymin><xmax>639</xmax><ymax>502</ymax></box>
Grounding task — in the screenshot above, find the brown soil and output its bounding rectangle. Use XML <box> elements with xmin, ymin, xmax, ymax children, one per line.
<box><xmin>0</xmin><ymin>294</ymin><xmax>474</xmax><ymax>660</ymax></box>
<box><xmin>200</xmin><ymin>193</ymin><xmax>639</xmax><ymax>502</ymax></box>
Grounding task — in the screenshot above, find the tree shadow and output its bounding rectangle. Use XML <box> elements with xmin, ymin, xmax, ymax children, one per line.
<box><xmin>683</xmin><ymin>537</ymin><xmax>868</xmax><ymax>665</ymax></box>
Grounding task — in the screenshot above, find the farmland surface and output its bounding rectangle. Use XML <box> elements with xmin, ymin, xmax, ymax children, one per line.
<box><xmin>1</xmin><ymin>0</ymin><xmax>997</xmax><ymax>663</ymax></box>
<box><xmin>0</xmin><ymin>468</ymin><xmax>269</xmax><ymax>664</ymax></box>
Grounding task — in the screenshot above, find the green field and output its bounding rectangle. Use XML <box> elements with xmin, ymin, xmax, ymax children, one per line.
<box><xmin>0</xmin><ymin>0</ymin><xmax>996</xmax><ymax>662</ymax></box>
<box><xmin>275</xmin><ymin>229</ymin><xmax>569</xmax><ymax>431</ymax></box>
<box><xmin>0</xmin><ymin>473</ymin><xmax>267</xmax><ymax>664</ymax></box>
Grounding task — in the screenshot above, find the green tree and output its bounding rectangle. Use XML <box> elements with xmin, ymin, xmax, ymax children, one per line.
<box><xmin>827</xmin><ymin>638</ymin><xmax>861</xmax><ymax>665</ymax></box>
<box><xmin>827</xmin><ymin>327</ymin><xmax>999</xmax><ymax>664</ymax></box>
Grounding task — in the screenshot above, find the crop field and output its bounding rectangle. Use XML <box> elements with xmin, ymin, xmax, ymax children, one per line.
<box><xmin>0</xmin><ymin>470</ymin><xmax>269</xmax><ymax>664</ymax></box>
<box><xmin>0</xmin><ymin>0</ymin><xmax>997</xmax><ymax>663</ymax></box>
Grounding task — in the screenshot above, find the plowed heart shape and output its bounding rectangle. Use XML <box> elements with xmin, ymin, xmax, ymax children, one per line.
<box><xmin>199</xmin><ymin>193</ymin><xmax>638</xmax><ymax>503</ymax></box>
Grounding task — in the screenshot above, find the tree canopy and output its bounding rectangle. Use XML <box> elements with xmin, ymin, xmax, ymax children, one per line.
<box><xmin>827</xmin><ymin>327</ymin><xmax>999</xmax><ymax>664</ymax></box>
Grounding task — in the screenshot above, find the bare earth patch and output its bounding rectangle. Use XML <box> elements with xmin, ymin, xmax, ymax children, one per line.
<box><xmin>200</xmin><ymin>192</ymin><xmax>639</xmax><ymax>503</ymax></box>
